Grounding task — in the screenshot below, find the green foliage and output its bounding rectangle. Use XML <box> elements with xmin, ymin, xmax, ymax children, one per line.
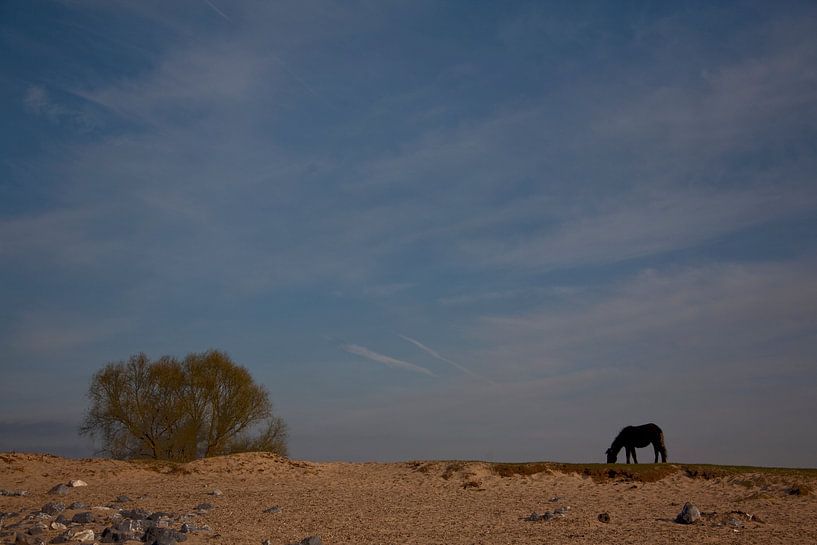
<box><xmin>80</xmin><ymin>350</ymin><xmax>288</xmax><ymax>461</ymax></box>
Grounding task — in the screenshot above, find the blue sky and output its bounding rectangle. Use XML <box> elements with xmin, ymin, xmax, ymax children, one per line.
<box><xmin>1</xmin><ymin>0</ymin><xmax>816</xmax><ymax>466</ymax></box>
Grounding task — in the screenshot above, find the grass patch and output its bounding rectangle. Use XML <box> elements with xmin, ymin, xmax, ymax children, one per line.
<box><xmin>488</xmin><ymin>462</ymin><xmax>817</xmax><ymax>483</ymax></box>
<box><xmin>490</xmin><ymin>462</ymin><xmax>551</xmax><ymax>478</ymax></box>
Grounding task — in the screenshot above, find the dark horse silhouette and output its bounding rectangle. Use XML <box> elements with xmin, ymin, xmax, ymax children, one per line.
<box><xmin>605</xmin><ymin>423</ymin><xmax>668</xmax><ymax>464</ymax></box>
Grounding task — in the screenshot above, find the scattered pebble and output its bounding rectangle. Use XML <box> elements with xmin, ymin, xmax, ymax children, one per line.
<box><xmin>194</xmin><ymin>502</ymin><xmax>214</xmax><ymax>512</ymax></box>
<box><xmin>68</xmin><ymin>480</ymin><xmax>88</xmax><ymax>488</ymax></box>
<box><xmin>263</xmin><ymin>506</ymin><xmax>281</xmax><ymax>514</ymax></box>
<box><xmin>676</xmin><ymin>502</ymin><xmax>701</xmax><ymax>524</ymax></box>
<box><xmin>70</xmin><ymin>512</ymin><xmax>95</xmax><ymax>524</ymax></box>
<box><xmin>209</xmin><ymin>489</ymin><xmax>223</xmax><ymax>497</ymax></box>
<box><xmin>72</xmin><ymin>529</ymin><xmax>95</xmax><ymax>542</ymax></box>
<box><xmin>598</xmin><ymin>512</ymin><xmax>611</xmax><ymax>523</ymax></box>
<box><xmin>0</xmin><ymin>489</ymin><xmax>28</xmax><ymax>497</ymax></box>
<box><xmin>114</xmin><ymin>495</ymin><xmax>132</xmax><ymax>503</ymax></box>
<box><xmin>48</xmin><ymin>484</ymin><xmax>70</xmax><ymax>496</ymax></box>
<box><xmin>40</xmin><ymin>503</ymin><xmax>65</xmax><ymax>516</ymax></box>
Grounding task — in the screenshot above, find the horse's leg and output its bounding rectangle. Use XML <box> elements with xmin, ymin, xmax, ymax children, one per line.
<box><xmin>625</xmin><ymin>447</ymin><xmax>631</xmax><ymax>464</ymax></box>
<box><xmin>631</xmin><ymin>447</ymin><xmax>638</xmax><ymax>464</ymax></box>
<box><xmin>654</xmin><ymin>443</ymin><xmax>659</xmax><ymax>463</ymax></box>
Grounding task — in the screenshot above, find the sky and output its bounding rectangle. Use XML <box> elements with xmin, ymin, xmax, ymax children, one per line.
<box><xmin>1</xmin><ymin>0</ymin><xmax>816</xmax><ymax>467</ymax></box>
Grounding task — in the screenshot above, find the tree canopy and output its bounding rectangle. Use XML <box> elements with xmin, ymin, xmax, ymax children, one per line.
<box><xmin>80</xmin><ymin>350</ymin><xmax>287</xmax><ymax>461</ymax></box>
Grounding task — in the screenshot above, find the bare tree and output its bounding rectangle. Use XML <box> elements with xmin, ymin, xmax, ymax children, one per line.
<box><xmin>81</xmin><ymin>350</ymin><xmax>287</xmax><ymax>460</ymax></box>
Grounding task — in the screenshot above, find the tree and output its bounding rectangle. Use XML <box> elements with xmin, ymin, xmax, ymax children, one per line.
<box><xmin>80</xmin><ymin>350</ymin><xmax>288</xmax><ymax>461</ymax></box>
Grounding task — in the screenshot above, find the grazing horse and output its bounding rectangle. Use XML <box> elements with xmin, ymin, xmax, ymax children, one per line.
<box><xmin>605</xmin><ymin>423</ymin><xmax>668</xmax><ymax>464</ymax></box>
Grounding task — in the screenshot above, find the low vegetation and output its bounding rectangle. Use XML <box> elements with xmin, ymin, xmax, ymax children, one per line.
<box><xmin>80</xmin><ymin>350</ymin><xmax>287</xmax><ymax>461</ymax></box>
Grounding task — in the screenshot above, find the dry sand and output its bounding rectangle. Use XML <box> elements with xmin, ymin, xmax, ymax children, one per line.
<box><xmin>2</xmin><ymin>452</ymin><xmax>816</xmax><ymax>544</ymax></box>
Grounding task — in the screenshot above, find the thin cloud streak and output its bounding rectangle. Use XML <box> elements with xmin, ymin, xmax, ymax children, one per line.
<box><xmin>340</xmin><ymin>343</ymin><xmax>435</xmax><ymax>377</ymax></box>
<box><xmin>203</xmin><ymin>0</ymin><xmax>232</xmax><ymax>23</ymax></box>
<box><xmin>398</xmin><ymin>334</ymin><xmax>495</xmax><ymax>385</ymax></box>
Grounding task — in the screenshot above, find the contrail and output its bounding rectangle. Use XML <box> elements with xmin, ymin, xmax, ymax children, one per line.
<box><xmin>203</xmin><ymin>0</ymin><xmax>232</xmax><ymax>22</ymax></box>
<box><xmin>398</xmin><ymin>334</ymin><xmax>494</xmax><ymax>384</ymax></box>
<box><xmin>340</xmin><ymin>343</ymin><xmax>435</xmax><ymax>377</ymax></box>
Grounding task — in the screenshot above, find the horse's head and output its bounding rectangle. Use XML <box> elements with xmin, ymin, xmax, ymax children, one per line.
<box><xmin>605</xmin><ymin>448</ymin><xmax>616</xmax><ymax>464</ymax></box>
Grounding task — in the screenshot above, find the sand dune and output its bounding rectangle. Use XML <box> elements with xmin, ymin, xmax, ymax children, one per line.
<box><xmin>1</xmin><ymin>452</ymin><xmax>815</xmax><ymax>544</ymax></box>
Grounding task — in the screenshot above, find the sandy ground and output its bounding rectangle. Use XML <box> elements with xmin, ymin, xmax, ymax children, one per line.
<box><xmin>2</xmin><ymin>452</ymin><xmax>816</xmax><ymax>545</ymax></box>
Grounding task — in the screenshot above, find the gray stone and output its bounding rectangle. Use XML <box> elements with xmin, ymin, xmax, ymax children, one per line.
<box><xmin>120</xmin><ymin>509</ymin><xmax>150</xmax><ymax>520</ymax></box>
<box><xmin>40</xmin><ymin>503</ymin><xmax>65</xmax><ymax>516</ymax></box>
<box><xmin>72</xmin><ymin>529</ymin><xmax>95</xmax><ymax>542</ymax></box>
<box><xmin>67</xmin><ymin>502</ymin><xmax>87</xmax><ymax>510</ymax></box>
<box><xmin>71</xmin><ymin>512</ymin><xmax>95</xmax><ymax>524</ymax></box>
<box><xmin>194</xmin><ymin>503</ymin><xmax>213</xmax><ymax>512</ymax></box>
<box><xmin>114</xmin><ymin>495</ymin><xmax>131</xmax><ymax>503</ymax></box>
<box><xmin>598</xmin><ymin>512</ymin><xmax>611</xmax><ymax>523</ymax></box>
<box><xmin>48</xmin><ymin>485</ymin><xmax>70</xmax><ymax>496</ymax></box>
<box><xmin>0</xmin><ymin>490</ymin><xmax>28</xmax><ymax>497</ymax></box>
<box><xmin>209</xmin><ymin>489</ymin><xmax>223</xmax><ymax>497</ymax></box>
<box><xmin>263</xmin><ymin>506</ymin><xmax>281</xmax><ymax>514</ymax></box>
<box><xmin>143</xmin><ymin>527</ymin><xmax>187</xmax><ymax>545</ymax></box>
<box><xmin>14</xmin><ymin>532</ymin><xmax>44</xmax><ymax>545</ymax></box>
<box><xmin>100</xmin><ymin>525</ymin><xmax>140</xmax><ymax>543</ymax></box>
<box><xmin>675</xmin><ymin>502</ymin><xmax>701</xmax><ymax>524</ymax></box>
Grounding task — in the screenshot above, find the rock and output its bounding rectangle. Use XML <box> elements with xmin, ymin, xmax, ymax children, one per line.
<box><xmin>209</xmin><ymin>489</ymin><xmax>223</xmax><ymax>497</ymax></box>
<box><xmin>113</xmin><ymin>519</ymin><xmax>145</xmax><ymax>533</ymax></box>
<box><xmin>14</xmin><ymin>533</ymin><xmax>44</xmax><ymax>545</ymax></box>
<box><xmin>598</xmin><ymin>512</ymin><xmax>611</xmax><ymax>523</ymax></box>
<box><xmin>27</xmin><ymin>524</ymin><xmax>46</xmax><ymax>536</ymax></box>
<box><xmin>148</xmin><ymin>511</ymin><xmax>172</xmax><ymax>521</ymax></box>
<box><xmin>675</xmin><ymin>502</ymin><xmax>701</xmax><ymax>524</ymax></box>
<box><xmin>40</xmin><ymin>503</ymin><xmax>65</xmax><ymax>516</ymax></box>
<box><xmin>72</xmin><ymin>529</ymin><xmax>95</xmax><ymax>542</ymax></box>
<box><xmin>67</xmin><ymin>502</ymin><xmax>87</xmax><ymax>510</ymax></box>
<box><xmin>114</xmin><ymin>495</ymin><xmax>131</xmax><ymax>503</ymax></box>
<box><xmin>0</xmin><ymin>489</ymin><xmax>28</xmax><ymax>497</ymax></box>
<box><xmin>50</xmin><ymin>535</ymin><xmax>70</xmax><ymax>544</ymax></box>
<box><xmin>50</xmin><ymin>522</ymin><xmax>67</xmax><ymax>531</ymax></box>
<box><xmin>70</xmin><ymin>512</ymin><xmax>95</xmax><ymax>524</ymax></box>
<box><xmin>68</xmin><ymin>480</ymin><xmax>87</xmax><ymax>488</ymax></box>
<box><xmin>143</xmin><ymin>527</ymin><xmax>187</xmax><ymax>545</ymax></box>
<box><xmin>120</xmin><ymin>508</ymin><xmax>151</xmax><ymax>521</ymax></box>
<box><xmin>194</xmin><ymin>503</ymin><xmax>213</xmax><ymax>512</ymax></box>
<box><xmin>261</xmin><ymin>540</ymin><xmax>271</xmax><ymax>545</ymax></box>
<box><xmin>100</xmin><ymin>525</ymin><xmax>141</xmax><ymax>543</ymax></box>
<box><xmin>263</xmin><ymin>506</ymin><xmax>281</xmax><ymax>514</ymax></box>
<box><xmin>48</xmin><ymin>484</ymin><xmax>70</xmax><ymax>496</ymax></box>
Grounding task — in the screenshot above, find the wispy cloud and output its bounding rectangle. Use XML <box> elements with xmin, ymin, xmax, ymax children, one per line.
<box><xmin>398</xmin><ymin>334</ymin><xmax>494</xmax><ymax>384</ymax></box>
<box><xmin>203</xmin><ymin>0</ymin><xmax>232</xmax><ymax>23</ymax></box>
<box><xmin>340</xmin><ymin>343</ymin><xmax>435</xmax><ymax>377</ymax></box>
